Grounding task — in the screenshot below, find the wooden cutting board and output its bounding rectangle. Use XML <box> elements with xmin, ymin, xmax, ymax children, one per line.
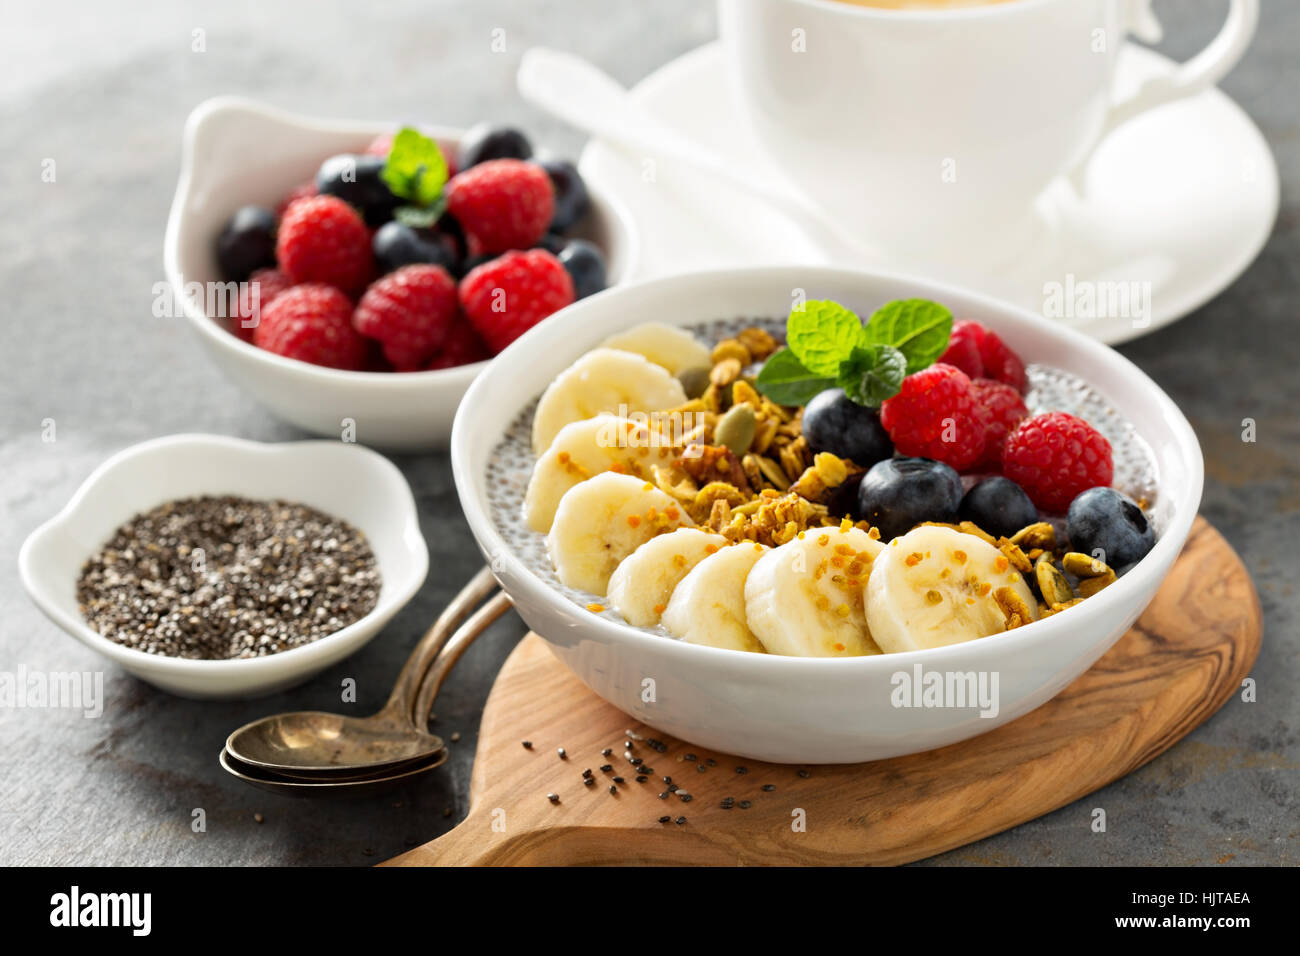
<box><xmin>385</xmin><ymin>518</ymin><xmax>1260</xmax><ymax>866</ymax></box>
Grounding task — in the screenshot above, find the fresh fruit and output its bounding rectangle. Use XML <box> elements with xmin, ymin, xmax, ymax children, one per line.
<box><xmin>530</xmin><ymin>347</ymin><xmax>687</xmax><ymax>454</ymax></box>
<box><xmin>1001</xmin><ymin>412</ymin><xmax>1114</xmax><ymax>513</ymax></box>
<box><xmin>353</xmin><ymin>264</ymin><xmax>458</xmax><ymax>370</ymax></box>
<box><xmin>662</xmin><ymin>543</ymin><xmax>769</xmax><ymax>653</ymax></box>
<box><xmin>523</xmin><ymin>414</ymin><xmax>678</xmax><ymax>532</ymax></box>
<box><xmin>252</xmin><ymin>284</ymin><xmax>368</xmax><ymax>370</ymax></box>
<box><xmin>801</xmin><ymin>388</ymin><xmax>893</xmax><ymax>468</ymax></box>
<box><xmin>459</xmin><ymin>248</ymin><xmax>575</xmax><ymax>354</ymax></box>
<box><xmin>866</xmin><ymin>525</ymin><xmax>1038</xmax><ymax>652</ymax></box>
<box><xmin>598</xmin><ymin>323</ymin><xmax>712</xmax><ymax>376</ymax></box>
<box><xmin>557</xmin><ymin>239</ymin><xmax>607</xmax><ymax>300</ymax></box>
<box><xmin>372</xmin><ymin>221</ymin><xmax>460</xmax><ymax>275</ymax></box>
<box><xmin>315</xmin><ymin>154</ymin><xmax>400</xmax><ymax>226</ymax></box>
<box><xmin>230</xmin><ymin>268</ymin><xmax>293</xmax><ymax>341</ymax></box>
<box><xmin>364</xmin><ymin>133</ymin><xmax>394</xmax><ymax>157</ymax></box>
<box><xmin>457</xmin><ymin>123</ymin><xmax>533</xmax><ymax>168</ymax></box>
<box><xmin>424</xmin><ymin>320</ymin><xmax>489</xmax><ymax>370</ymax></box>
<box><xmin>276</xmin><ymin>195</ymin><xmax>372</xmax><ymax>296</ymax></box>
<box><xmin>879</xmin><ymin>363</ymin><xmax>986</xmax><ymax>471</ymax></box>
<box><xmin>608</xmin><ymin>528</ymin><xmax>728</xmax><ymax>627</ymax></box>
<box><xmin>970</xmin><ymin>377</ymin><xmax>1029</xmax><ymax>469</ymax></box>
<box><xmin>971</xmin><ymin>322</ymin><xmax>1027</xmax><ymax>394</ymax></box>
<box><xmin>958</xmin><ymin>476</ymin><xmax>1038</xmax><ymax>539</ymax></box>
<box><xmin>856</xmin><ymin>457</ymin><xmax>964</xmax><ymax>541</ymax></box>
<box><xmin>216</xmin><ymin>205</ymin><xmax>277</xmax><ymax>281</ymax></box>
<box><xmin>275</xmin><ymin>182</ymin><xmax>319</xmax><ymax>219</ymax></box>
<box><xmin>536</xmin><ymin>157</ymin><xmax>590</xmax><ymax>231</ymax></box>
<box><xmin>1066</xmin><ymin>487</ymin><xmax>1154</xmax><ymax>572</ymax></box>
<box><xmin>936</xmin><ymin>319</ymin><xmax>984</xmax><ymax>380</ymax></box>
<box><xmin>445</xmin><ymin>159</ymin><xmax>554</xmax><ymax>254</ymax></box>
<box><xmin>546</xmin><ymin>472</ymin><xmax>693</xmax><ymax>594</ymax></box>
<box><xmin>744</xmin><ymin>527</ymin><xmax>885</xmax><ymax>657</ymax></box>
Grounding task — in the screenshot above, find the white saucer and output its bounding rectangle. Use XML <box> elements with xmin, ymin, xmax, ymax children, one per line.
<box><xmin>580</xmin><ymin>42</ymin><xmax>1278</xmax><ymax>346</ymax></box>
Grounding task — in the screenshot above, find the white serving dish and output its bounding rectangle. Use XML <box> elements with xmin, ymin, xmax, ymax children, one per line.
<box><xmin>451</xmin><ymin>266</ymin><xmax>1203</xmax><ymax>763</ymax></box>
<box><xmin>164</xmin><ymin>97</ymin><xmax>639</xmax><ymax>451</ymax></box>
<box><xmin>18</xmin><ymin>434</ymin><xmax>429</xmax><ymax>699</ymax></box>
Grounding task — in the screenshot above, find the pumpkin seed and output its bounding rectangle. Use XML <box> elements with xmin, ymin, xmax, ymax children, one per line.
<box><xmin>1077</xmin><ymin>568</ymin><xmax>1117</xmax><ymax>598</ymax></box>
<box><xmin>1010</xmin><ymin>521</ymin><xmax>1056</xmax><ymax>551</ymax></box>
<box><xmin>1062</xmin><ymin>551</ymin><xmax>1110</xmax><ymax>578</ymax></box>
<box><xmin>715</xmin><ymin>403</ymin><xmax>757</xmax><ymax>456</ymax></box>
<box><xmin>1035</xmin><ymin>553</ymin><xmax>1075</xmax><ymax>606</ymax></box>
<box><xmin>676</xmin><ymin>366</ymin><xmax>712</xmax><ymax>400</ymax></box>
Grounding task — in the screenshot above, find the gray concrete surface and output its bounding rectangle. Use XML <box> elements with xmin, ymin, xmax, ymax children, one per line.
<box><xmin>1</xmin><ymin>0</ymin><xmax>1295</xmax><ymax>866</ymax></box>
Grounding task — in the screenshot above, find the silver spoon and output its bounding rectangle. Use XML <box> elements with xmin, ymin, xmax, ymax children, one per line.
<box><xmin>225</xmin><ymin>568</ymin><xmax>503</xmax><ymax>775</ymax></box>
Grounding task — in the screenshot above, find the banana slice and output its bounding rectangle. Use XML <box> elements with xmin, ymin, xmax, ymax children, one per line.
<box><xmin>599</xmin><ymin>322</ymin><xmax>713</xmax><ymax>376</ymax></box>
<box><xmin>531</xmin><ymin>348</ymin><xmax>687</xmax><ymax>454</ymax></box>
<box><xmin>866</xmin><ymin>525</ymin><xmax>1039</xmax><ymax>652</ymax></box>
<box><xmin>524</xmin><ymin>414</ymin><xmax>681</xmax><ymax>533</ymax></box>
<box><xmin>662</xmin><ymin>542</ymin><xmax>769</xmax><ymax>653</ymax></box>
<box><xmin>607</xmin><ymin>528</ymin><xmax>729</xmax><ymax>627</ymax></box>
<box><xmin>745</xmin><ymin>526</ymin><xmax>885</xmax><ymax>657</ymax></box>
<box><xmin>547</xmin><ymin>472</ymin><xmax>694</xmax><ymax>595</ymax></box>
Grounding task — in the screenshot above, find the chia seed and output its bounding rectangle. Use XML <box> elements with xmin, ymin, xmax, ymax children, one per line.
<box><xmin>76</xmin><ymin>495</ymin><xmax>380</xmax><ymax>659</ymax></box>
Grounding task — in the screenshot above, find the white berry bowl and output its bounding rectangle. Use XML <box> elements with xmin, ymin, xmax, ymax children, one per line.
<box><xmin>164</xmin><ymin>97</ymin><xmax>639</xmax><ymax>451</ymax></box>
<box><xmin>18</xmin><ymin>434</ymin><xmax>429</xmax><ymax>700</ymax></box>
<box><xmin>451</xmin><ymin>265</ymin><xmax>1203</xmax><ymax>763</ymax></box>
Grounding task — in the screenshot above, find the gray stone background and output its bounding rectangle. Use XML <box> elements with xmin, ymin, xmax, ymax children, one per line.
<box><xmin>1</xmin><ymin>0</ymin><xmax>1295</xmax><ymax>865</ymax></box>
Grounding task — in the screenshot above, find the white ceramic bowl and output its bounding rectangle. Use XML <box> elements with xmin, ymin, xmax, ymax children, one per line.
<box><xmin>18</xmin><ymin>435</ymin><xmax>429</xmax><ymax>699</ymax></box>
<box><xmin>451</xmin><ymin>266</ymin><xmax>1203</xmax><ymax>763</ymax></box>
<box><xmin>163</xmin><ymin>97</ymin><xmax>639</xmax><ymax>451</ymax></box>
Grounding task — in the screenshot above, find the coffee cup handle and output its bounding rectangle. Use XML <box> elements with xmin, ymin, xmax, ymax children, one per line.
<box><xmin>1072</xmin><ymin>0</ymin><xmax>1258</xmax><ymax>180</ymax></box>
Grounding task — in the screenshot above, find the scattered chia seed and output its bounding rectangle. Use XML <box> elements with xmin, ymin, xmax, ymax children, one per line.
<box><xmin>675</xmin><ymin>816</ymin><xmax>686</xmax><ymax>825</ymax></box>
<box><xmin>635</xmin><ymin>775</ymin><xmax>647</xmax><ymax>783</ymax></box>
<box><xmin>583</xmin><ymin>777</ymin><xmax>596</xmax><ymax>787</ymax></box>
<box><xmin>601</xmin><ymin>748</ymin><xmax>612</xmax><ymax>757</ymax></box>
<box><xmin>761</xmin><ymin>784</ymin><xmax>776</xmax><ymax>792</ymax></box>
<box><xmin>521</xmin><ymin>740</ymin><xmax>533</xmax><ymax>749</ymax></box>
<box><xmin>612</xmin><ymin>776</ymin><xmax>625</xmax><ymax>784</ymax></box>
<box><xmin>697</xmin><ymin>765</ymin><xmax>707</xmax><ymax>773</ymax></box>
<box><xmin>76</xmin><ymin>495</ymin><xmax>380</xmax><ymax>659</ymax></box>
<box><xmin>797</xmin><ymin>769</ymin><xmax>810</xmax><ymax>778</ymax></box>
<box><xmin>667</xmin><ymin>784</ymin><xmax>679</xmax><ymax>792</ymax></box>
<box><xmin>608</xmin><ymin>785</ymin><xmax>617</xmax><ymax>795</ymax></box>
<box><xmin>658</xmin><ymin>815</ymin><xmax>671</xmax><ymax>824</ymax></box>
<box><xmin>680</xmin><ymin>793</ymin><xmax>693</xmax><ymax>803</ymax></box>
<box><xmin>450</xmin><ymin>731</ymin><xmax>461</xmax><ymax>743</ymax></box>
<box><xmin>705</xmin><ymin>758</ymin><xmax>717</xmax><ymax>767</ymax></box>
<box><xmin>739</xmin><ymin>800</ymin><xmax>752</xmax><ymax>809</ymax></box>
<box><xmin>547</xmin><ymin>793</ymin><xmax>560</xmax><ymax>804</ymax></box>
<box><xmin>625</xmin><ymin>729</ymin><xmax>644</xmax><ymax>741</ymax></box>
<box><xmin>684</xmin><ymin>753</ymin><xmax>698</xmax><ymax>761</ymax></box>
<box><xmin>658</xmin><ymin>792</ymin><xmax>669</xmax><ymax>799</ymax></box>
<box><xmin>600</xmin><ymin>764</ymin><xmax>613</xmax><ymax>772</ymax></box>
<box><xmin>662</xmin><ymin>776</ymin><xmax>672</xmax><ymax>784</ymax></box>
<box><xmin>639</xmin><ymin>766</ymin><xmax>655</xmax><ymax>775</ymax></box>
<box><xmin>735</xmin><ymin>766</ymin><xmax>749</xmax><ymax>774</ymax></box>
<box><xmin>557</xmin><ymin>747</ymin><xmax>567</xmax><ymax>759</ymax></box>
<box><xmin>582</xmin><ymin>768</ymin><xmax>593</xmax><ymax>778</ymax></box>
<box><xmin>253</xmin><ymin>812</ymin><xmax>264</xmax><ymax>824</ymax></box>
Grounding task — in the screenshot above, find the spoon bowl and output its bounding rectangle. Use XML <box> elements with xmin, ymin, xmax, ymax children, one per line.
<box><xmin>219</xmin><ymin>747</ymin><xmax>448</xmax><ymax>798</ymax></box>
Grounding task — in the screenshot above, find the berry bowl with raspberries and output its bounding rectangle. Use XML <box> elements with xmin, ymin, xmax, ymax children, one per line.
<box><xmin>164</xmin><ymin>97</ymin><xmax>637</xmax><ymax>449</ymax></box>
<box><xmin>450</xmin><ymin>266</ymin><xmax>1203</xmax><ymax>763</ymax></box>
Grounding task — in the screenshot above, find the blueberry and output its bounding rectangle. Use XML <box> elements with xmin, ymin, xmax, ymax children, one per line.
<box><xmin>215</xmin><ymin>205</ymin><xmax>276</xmax><ymax>281</ymax></box>
<box><xmin>535</xmin><ymin>232</ymin><xmax>568</xmax><ymax>255</ymax></box>
<box><xmin>372</xmin><ymin>222</ymin><xmax>460</xmax><ymax>275</ymax></box>
<box><xmin>959</xmin><ymin>476</ymin><xmax>1038</xmax><ymax>539</ymax></box>
<box><xmin>535</xmin><ymin>157</ymin><xmax>590</xmax><ymax>231</ymax></box>
<box><xmin>315</xmin><ymin>154</ymin><xmax>400</xmax><ymax>226</ymax></box>
<box><xmin>856</xmin><ymin>457</ymin><xmax>963</xmax><ymax>542</ymax></box>
<box><xmin>557</xmin><ymin>239</ymin><xmax>607</xmax><ymax>299</ymax></box>
<box><xmin>801</xmin><ymin>389</ymin><xmax>893</xmax><ymax>468</ymax></box>
<box><xmin>1067</xmin><ymin>487</ymin><xmax>1154</xmax><ymax>572</ymax></box>
<box><xmin>457</xmin><ymin>124</ymin><xmax>533</xmax><ymax>168</ymax></box>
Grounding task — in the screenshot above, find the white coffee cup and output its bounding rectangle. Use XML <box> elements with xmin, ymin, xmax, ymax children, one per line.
<box><xmin>718</xmin><ymin>0</ymin><xmax>1258</xmax><ymax>259</ymax></box>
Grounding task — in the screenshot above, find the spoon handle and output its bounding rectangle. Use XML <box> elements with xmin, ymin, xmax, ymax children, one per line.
<box><xmin>415</xmin><ymin>590</ymin><xmax>513</xmax><ymax>725</ymax></box>
<box><xmin>383</xmin><ymin>566</ymin><xmax>499</xmax><ymax>724</ymax></box>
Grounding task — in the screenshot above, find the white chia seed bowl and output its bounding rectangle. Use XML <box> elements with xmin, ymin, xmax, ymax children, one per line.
<box><xmin>451</xmin><ymin>266</ymin><xmax>1203</xmax><ymax>763</ymax></box>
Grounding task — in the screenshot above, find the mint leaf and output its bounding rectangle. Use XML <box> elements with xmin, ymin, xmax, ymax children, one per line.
<box><xmin>381</xmin><ymin>127</ymin><xmax>449</xmax><ymax>207</ymax></box>
<box><xmin>755</xmin><ymin>348</ymin><xmax>837</xmax><ymax>406</ymax></box>
<box><xmin>861</xmin><ymin>299</ymin><xmax>953</xmax><ymax>374</ymax></box>
<box><xmin>393</xmin><ymin>197</ymin><xmax>447</xmax><ymax>229</ymax></box>
<box><xmin>836</xmin><ymin>344</ymin><xmax>907</xmax><ymax>407</ymax></box>
<box><xmin>787</xmin><ymin>300</ymin><xmax>868</xmax><ymax>376</ymax></box>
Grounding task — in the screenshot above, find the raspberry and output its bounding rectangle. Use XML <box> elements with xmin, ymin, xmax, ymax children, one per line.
<box><xmin>424</xmin><ymin>321</ymin><xmax>490</xmax><ymax>370</ymax></box>
<box><xmin>879</xmin><ymin>363</ymin><xmax>986</xmax><ymax>471</ymax></box>
<box><xmin>364</xmin><ymin>133</ymin><xmax>393</xmax><ymax>157</ymax></box>
<box><xmin>253</xmin><ymin>284</ymin><xmax>368</xmax><ymax>370</ymax></box>
<box><xmin>275</xmin><ymin>181</ymin><xmax>319</xmax><ymax>219</ymax></box>
<box><xmin>970</xmin><ymin>378</ymin><xmax>1028</xmax><ymax>470</ymax></box>
<box><xmin>1001</xmin><ymin>412</ymin><xmax>1114</xmax><ymax>513</ymax></box>
<box><xmin>230</xmin><ymin>268</ymin><xmax>294</xmax><ymax>341</ymax></box>
<box><xmin>458</xmin><ymin>249</ymin><xmax>574</xmax><ymax>353</ymax></box>
<box><xmin>937</xmin><ymin>320</ymin><xmax>985</xmax><ymax>380</ymax></box>
<box><xmin>971</xmin><ymin>323</ymin><xmax>1027</xmax><ymax>394</ymax></box>
<box><xmin>445</xmin><ymin>159</ymin><xmax>554</xmax><ymax>255</ymax></box>
<box><xmin>353</xmin><ymin>264</ymin><xmax>459</xmax><ymax>370</ymax></box>
<box><xmin>276</xmin><ymin>195</ymin><xmax>373</xmax><ymax>296</ymax></box>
